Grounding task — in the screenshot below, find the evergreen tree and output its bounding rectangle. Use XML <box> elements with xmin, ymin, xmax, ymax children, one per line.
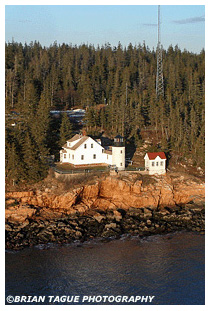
<box><xmin>22</xmin><ymin>132</ymin><xmax>43</xmax><ymax>182</ymax></box>
<box><xmin>30</xmin><ymin>90</ymin><xmax>50</xmax><ymax>157</ymax></box>
<box><xmin>5</xmin><ymin>143</ymin><xmax>21</xmax><ymax>185</ymax></box>
<box><xmin>5</xmin><ymin>40</ymin><xmax>205</xmax><ymax>181</ymax></box>
<box><xmin>59</xmin><ymin>113</ymin><xmax>73</xmax><ymax>146</ymax></box>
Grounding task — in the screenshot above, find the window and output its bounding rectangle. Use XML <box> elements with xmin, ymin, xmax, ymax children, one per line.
<box><xmin>91</xmin><ymin>144</ymin><xmax>93</xmax><ymax>148</ymax></box>
<box><xmin>84</xmin><ymin>144</ymin><xmax>87</xmax><ymax>149</ymax></box>
<box><xmin>120</xmin><ymin>162</ymin><xmax>122</xmax><ymax>166</ymax></box>
<box><xmin>93</xmin><ymin>154</ymin><xmax>96</xmax><ymax>159</ymax></box>
<box><xmin>160</xmin><ymin>161</ymin><xmax>163</xmax><ymax>166</ymax></box>
<box><xmin>156</xmin><ymin>162</ymin><xmax>159</xmax><ymax>166</ymax></box>
<box><xmin>102</xmin><ymin>149</ymin><xmax>104</xmax><ymax>153</ymax></box>
<box><xmin>107</xmin><ymin>155</ymin><xmax>108</xmax><ymax>160</ymax></box>
<box><xmin>69</xmin><ymin>154</ymin><xmax>70</xmax><ymax>159</ymax></box>
<box><xmin>64</xmin><ymin>154</ymin><xmax>66</xmax><ymax>159</ymax></box>
<box><xmin>120</xmin><ymin>150</ymin><xmax>122</xmax><ymax>154</ymax></box>
<box><xmin>81</xmin><ymin>155</ymin><xmax>84</xmax><ymax>160</ymax></box>
<box><xmin>152</xmin><ymin>162</ymin><xmax>155</xmax><ymax>166</ymax></box>
<box><xmin>72</xmin><ymin>155</ymin><xmax>74</xmax><ymax>160</ymax></box>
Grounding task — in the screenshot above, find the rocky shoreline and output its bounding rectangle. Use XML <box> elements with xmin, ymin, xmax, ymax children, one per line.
<box><xmin>5</xmin><ymin>173</ymin><xmax>205</xmax><ymax>250</ymax></box>
<box><xmin>6</xmin><ymin>203</ymin><xmax>204</xmax><ymax>250</ymax></box>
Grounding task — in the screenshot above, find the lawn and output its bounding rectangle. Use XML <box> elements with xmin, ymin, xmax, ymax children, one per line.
<box><xmin>55</xmin><ymin>163</ymin><xmax>108</xmax><ymax>172</ymax></box>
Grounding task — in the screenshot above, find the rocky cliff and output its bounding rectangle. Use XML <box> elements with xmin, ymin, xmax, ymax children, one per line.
<box><xmin>5</xmin><ymin>173</ymin><xmax>205</xmax><ymax>249</ymax></box>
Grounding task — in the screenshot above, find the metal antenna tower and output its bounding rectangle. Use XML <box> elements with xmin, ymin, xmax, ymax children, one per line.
<box><xmin>156</xmin><ymin>5</ymin><xmax>164</xmax><ymax>98</ymax></box>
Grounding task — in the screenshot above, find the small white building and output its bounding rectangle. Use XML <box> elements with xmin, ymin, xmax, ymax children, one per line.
<box><xmin>144</xmin><ymin>152</ymin><xmax>166</xmax><ymax>175</ymax></box>
<box><xmin>60</xmin><ymin>134</ymin><xmax>125</xmax><ymax>170</ymax></box>
<box><xmin>112</xmin><ymin>135</ymin><xmax>125</xmax><ymax>170</ymax></box>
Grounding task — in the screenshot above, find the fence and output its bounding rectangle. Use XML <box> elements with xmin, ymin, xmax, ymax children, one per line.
<box><xmin>52</xmin><ymin>166</ymin><xmax>109</xmax><ymax>175</ymax></box>
<box><xmin>52</xmin><ymin>165</ymin><xmax>145</xmax><ymax>176</ymax></box>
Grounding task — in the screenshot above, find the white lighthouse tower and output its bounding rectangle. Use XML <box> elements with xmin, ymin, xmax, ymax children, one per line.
<box><xmin>112</xmin><ymin>135</ymin><xmax>125</xmax><ymax>170</ymax></box>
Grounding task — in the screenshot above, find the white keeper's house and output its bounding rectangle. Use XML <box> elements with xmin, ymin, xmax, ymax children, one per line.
<box><xmin>60</xmin><ymin>134</ymin><xmax>125</xmax><ymax>170</ymax></box>
<box><xmin>144</xmin><ymin>152</ymin><xmax>166</xmax><ymax>175</ymax></box>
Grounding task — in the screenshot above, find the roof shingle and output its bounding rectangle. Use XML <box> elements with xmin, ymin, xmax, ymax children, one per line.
<box><xmin>70</xmin><ymin>136</ymin><xmax>89</xmax><ymax>150</ymax></box>
<box><xmin>67</xmin><ymin>134</ymin><xmax>82</xmax><ymax>143</ymax></box>
<box><xmin>147</xmin><ymin>152</ymin><xmax>166</xmax><ymax>160</ymax></box>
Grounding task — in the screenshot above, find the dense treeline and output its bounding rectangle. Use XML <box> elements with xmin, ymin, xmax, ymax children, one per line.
<box><xmin>5</xmin><ymin>41</ymin><xmax>205</xmax><ymax>184</ymax></box>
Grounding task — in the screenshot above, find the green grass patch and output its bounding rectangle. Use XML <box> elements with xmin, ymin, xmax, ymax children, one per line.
<box><xmin>55</xmin><ymin>163</ymin><xmax>108</xmax><ymax>172</ymax></box>
<box><xmin>125</xmin><ymin>166</ymin><xmax>145</xmax><ymax>171</ymax></box>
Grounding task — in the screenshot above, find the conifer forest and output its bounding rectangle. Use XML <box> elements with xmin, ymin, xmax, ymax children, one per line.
<box><xmin>5</xmin><ymin>41</ymin><xmax>205</xmax><ymax>184</ymax></box>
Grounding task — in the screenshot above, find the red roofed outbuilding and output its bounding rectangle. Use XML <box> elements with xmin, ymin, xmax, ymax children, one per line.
<box><xmin>144</xmin><ymin>152</ymin><xmax>166</xmax><ymax>175</ymax></box>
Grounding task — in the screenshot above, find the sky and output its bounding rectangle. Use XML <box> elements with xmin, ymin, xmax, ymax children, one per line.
<box><xmin>4</xmin><ymin>2</ymin><xmax>205</xmax><ymax>53</ymax></box>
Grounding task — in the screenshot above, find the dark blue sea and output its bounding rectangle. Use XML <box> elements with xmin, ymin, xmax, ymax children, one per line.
<box><xmin>5</xmin><ymin>231</ymin><xmax>205</xmax><ymax>305</ymax></box>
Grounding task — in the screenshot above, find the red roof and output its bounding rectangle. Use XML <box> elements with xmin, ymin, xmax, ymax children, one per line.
<box><xmin>147</xmin><ymin>152</ymin><xmax>166</xmax><ymax>160</ymax></box>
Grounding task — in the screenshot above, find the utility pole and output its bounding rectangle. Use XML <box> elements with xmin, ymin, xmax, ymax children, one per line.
<box><xmin>156</xmin><ymin>5</ymin><xmax>164</xmax><ymax>99</ymax></box>
<box><xmin>126</xmin><ymin>82</ymin><xmax>127</xmax><ymax>106</ymax></box>
<box><xmin>122</xmin><ymin>83</ymin><xmax>127</xmax><ymax>137</ymax></box>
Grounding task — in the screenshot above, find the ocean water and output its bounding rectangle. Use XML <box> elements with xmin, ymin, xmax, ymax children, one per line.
<box><xmin>5</xmin><ymin>231</ymin><xmax>205</xmax><ymax>305</ymax></box>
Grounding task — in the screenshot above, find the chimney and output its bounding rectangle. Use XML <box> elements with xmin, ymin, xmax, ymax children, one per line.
<box><xmin>82</xmin><ymin>129</ymin><xmax>87</xmax><ymax>136</ymax></box>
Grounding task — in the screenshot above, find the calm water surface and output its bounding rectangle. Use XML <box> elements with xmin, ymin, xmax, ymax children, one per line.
<box><xmin>5</xmin><ymin>231</ymin><xmax>205</xmax><ymax>305</ymax></box>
